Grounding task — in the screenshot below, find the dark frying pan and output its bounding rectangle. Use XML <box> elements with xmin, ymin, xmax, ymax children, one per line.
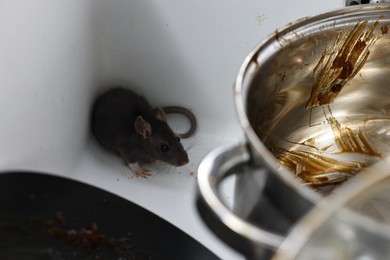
<box><xmin>0</xmin><ymin>172</ymin><xmax>219</xmax><ymax>260</ymax></box>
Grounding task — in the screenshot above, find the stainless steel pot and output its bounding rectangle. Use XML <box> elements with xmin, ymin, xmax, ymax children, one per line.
<box><xmin>197</xmin><ymin>4</ymin><xmax>390</xmax><ymax>259</ymax></box>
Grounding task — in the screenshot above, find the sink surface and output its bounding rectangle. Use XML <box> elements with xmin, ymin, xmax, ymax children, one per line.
<box><xmin>0</xmin><ymin>1</ymin><xmax>344</xmax><ymax>259</ymax></box>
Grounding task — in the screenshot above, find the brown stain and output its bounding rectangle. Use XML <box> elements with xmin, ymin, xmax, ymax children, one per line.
<box><xmin>49</xmin><ymin>222</ymin><xmax>113</xmax><ymax>247</ymax></box>
<box><xmin>275</xmin><ymin>29</ymin><xmax>280</xmax><ymax>41</ymax></box>
<box><xmin>381</xmin><ymin>25</ymin><xmax>388</xmax><ymax>34</ymax></box>
<box><xmin>56</xmin><ymin>211</ymin><xmax>66</xmax><ymax>225</ymax></box>
<box><xmin>250</xmin><ymin>51</ymin><xmax>260</xmax><ymax>66</ymax></box>
<box><xmin>306</xmin><ymin>21</ymin><xmax>380</xmax><ymax>109</ymax></box>
<box><xmin>330</xmin><ymin>84</ymin><xmax>342</xmax><ymax>93</ymax></box>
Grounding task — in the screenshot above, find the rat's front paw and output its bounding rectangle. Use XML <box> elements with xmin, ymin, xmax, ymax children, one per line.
<box><xmin>128</xmin><ymin>162</ymin><xmax>152</xmax><ymax>179</ymax></box>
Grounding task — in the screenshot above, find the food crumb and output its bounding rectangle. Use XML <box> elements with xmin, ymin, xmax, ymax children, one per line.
<box><xmin>56</xmin><ymin>211</ymin><xmax>66</xmax><ymax>225</ymax></box>
<box><xmin>256</xmin><ymin>14</ymin><xmax>266</xmax><ymax>25</ymax></box>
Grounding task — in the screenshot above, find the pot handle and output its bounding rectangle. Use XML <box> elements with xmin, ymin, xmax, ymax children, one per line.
<box><xmin>196</xmin><ymin>143</ymin><xmax>285</xmax><ymax>255</ymax></box>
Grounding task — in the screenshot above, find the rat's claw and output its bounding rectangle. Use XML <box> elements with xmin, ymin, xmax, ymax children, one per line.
<box><xmin>136</xmin><ymin>169</ymin><xmax>151</xmax><ymax>179</ymax></box>
<box><xmin>128</xmin><ymin>162</ymin><xmax>151</xmax><ymax>179</ymax></box>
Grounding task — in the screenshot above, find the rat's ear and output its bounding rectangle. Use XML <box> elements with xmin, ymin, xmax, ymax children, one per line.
<box><xmin>154</xmin><ymin>108</ymin><xmax>167</xmax><ymax>122</ymax></box>
<box><xmin>134</xmin><ymin>116</ymin><xmax>152</xmax><ymax>139</ymax></box>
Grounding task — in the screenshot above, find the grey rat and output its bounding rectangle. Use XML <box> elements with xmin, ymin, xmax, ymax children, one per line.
<box><xmin>91</xmin><ymin>87</ymin><xmax>196</xmax><ymax>178</ymax></box>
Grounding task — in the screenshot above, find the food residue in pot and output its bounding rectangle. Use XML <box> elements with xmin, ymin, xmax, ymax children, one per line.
<box><xmin>306</xmin><ymin>20</ymin><xmax>381</xmax><ymax>109</ymax></box>
<box><xmin>274</xmin><ymin>147</ymin><xmax>364</xmax><ymax>186</ymax></box>
<box><xmin>273</xmin><ymin>109</ymin><xmax>383</xmax><ymax>192</ymax></box>
<box><xmin>272</xmin><ymin>20</ymin><xmax>387</xmax><ymax>192</ymax></box>
<box><xmin>328</xmin><ymin>113</ymin><xmax>382</xmax><ymax>157</ymax></box>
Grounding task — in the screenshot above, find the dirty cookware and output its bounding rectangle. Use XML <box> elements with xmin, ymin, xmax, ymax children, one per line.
<box><xmin>197</xmin><ymin>4</ymin><xmax>390</xmax><ymax>259</ymax></box>
<box><xmin>0</xmin><ymin>172</ymin><xmax>218</xmax><ymax>260</ymax></box>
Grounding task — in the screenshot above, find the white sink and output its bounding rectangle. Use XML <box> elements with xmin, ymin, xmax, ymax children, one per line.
<box><xmin>0</xmin><ymin>1</ymin><xmax>343</xmax><ymax>259</ymax></box>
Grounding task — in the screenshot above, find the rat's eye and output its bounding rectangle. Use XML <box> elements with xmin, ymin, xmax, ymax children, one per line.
<box><xmin>160</xmin><ymin>144</ymin><xmax>170</xmax><ymax>153</ymax></box>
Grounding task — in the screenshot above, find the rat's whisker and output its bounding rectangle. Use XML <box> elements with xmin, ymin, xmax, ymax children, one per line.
<box><xmin>155</xmin><ymin>162</ymin><xmax>168</xmax><ymax>173</ymax></box>
<box><xmin>171</xmin><ymin>119</ymin><xmax>178</xmax><ymax>131</ymax></box>
<box><xmin>186</xmin><ymin>137</ymin><xmax>198</xmax><ymax>148</ymax></box>
<box><xmin>185</xmin><ymin>137</ymin><xmax>201</xmax><ymax>151</ymax></box>
<box><xmin>158</xmin><ymin>163</ymin><xmax>172</xmax><ymax>174</ymax></box>
<box><xmin>157</xmin><ymin>162</ymin><xmax>173</xmax><ymax>174</ymax></box>
<box><xmin>166</xmin><ymin>165</ymin><xmax>173</xmax><ymax>175</ymax></box>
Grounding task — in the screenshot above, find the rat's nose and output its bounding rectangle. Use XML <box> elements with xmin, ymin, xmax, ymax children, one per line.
<box><xmin>176</xmin><ymin>157</ymin><xmax>189</xmax><ymax>166</ymax></box>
